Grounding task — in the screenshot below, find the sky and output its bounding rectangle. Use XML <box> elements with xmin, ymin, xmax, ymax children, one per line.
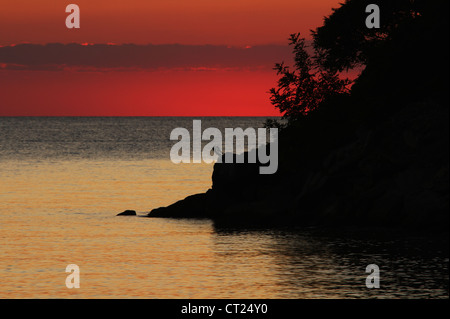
<box><xmin>0</xmin><ymin>0</ymin><xmax>342</xmax><ymax>116</ymax></box>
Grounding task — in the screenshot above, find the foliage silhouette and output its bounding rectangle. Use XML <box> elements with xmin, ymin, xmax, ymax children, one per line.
<box><xmin>269</xmin><ymin>0</ymin><xmax>449</xmax><ymax>127</ymax></box>
<box><xmin>312</xmin><ymin>0</ymin><xmax>449</xmax><ymax>110</ymax></box>
<box><xmin>267</xmin><ymin>33</ymin><xmax>351</xmax><ymax>125</ymax></box>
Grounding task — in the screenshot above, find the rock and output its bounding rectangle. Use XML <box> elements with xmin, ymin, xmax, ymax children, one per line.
<box><xmin>117</xmin><ymin>210</ymin><xmax>137</xmax><ymax>216</ymax></box>
<box><xmin>147</xmin><ymin>193</ymin><xmax>209</xmax><ymax>218</ymax></box>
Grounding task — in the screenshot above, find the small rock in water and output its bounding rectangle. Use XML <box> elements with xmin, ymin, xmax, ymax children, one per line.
<box><xmin>117</xmin><ymin>210</ymin><xmax>137</xmax><ymax>216</ymax></box>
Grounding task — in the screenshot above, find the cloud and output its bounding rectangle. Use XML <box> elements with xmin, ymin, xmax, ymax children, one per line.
<box><xmin>0</xmin><ymin>43</ymin><xmax>292</xmax><ymax>71</ymax></box>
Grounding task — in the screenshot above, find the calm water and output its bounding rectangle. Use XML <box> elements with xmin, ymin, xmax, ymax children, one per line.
<box><xmin>0</xmin><ymin>117</ymin><xmax>448</xmax><ymax>298</ymax></box>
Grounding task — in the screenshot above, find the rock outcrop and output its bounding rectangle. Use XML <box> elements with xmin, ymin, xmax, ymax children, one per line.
<box><xmin>146</xmin><ymin>102</ymin><xmax>449</xmax><ymax>231</ymax></box>
<box><xmin>117</xmin><ymin>210</ymin><xmax>137</xmax><ymax>216</ymax></box>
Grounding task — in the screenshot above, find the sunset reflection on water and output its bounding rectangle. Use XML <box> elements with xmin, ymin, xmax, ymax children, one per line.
<box><xmin>0</xmin><ymin>118</ymin><xmax>448</xmax><ymax>298</ymax></box>
<box><xmin>1</xmin><ymin>157</ymin><xmax>448</xmax><ymax>298</ymax></box>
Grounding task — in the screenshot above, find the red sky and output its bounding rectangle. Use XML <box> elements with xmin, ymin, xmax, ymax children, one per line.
<box><xmin>0</xmin><ymin>0</ymin><xmax>342</xmax><ymax>116</ymax></box>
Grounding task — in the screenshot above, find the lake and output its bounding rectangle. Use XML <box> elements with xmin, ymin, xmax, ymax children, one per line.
<box><xmin>0</xmin><ymin>117</ymin><xmax>448</xmax><ymax>298</ymax></box>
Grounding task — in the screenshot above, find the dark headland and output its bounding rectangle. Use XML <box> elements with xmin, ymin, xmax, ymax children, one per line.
<box><xmin>146</xmin><ymin>1</ymin><xmax>449</xmax><ymax>232</ymax></box>
<box><xmin>147</xmin><ymin>102</ymin><xmax>448</xmax><ymax>232</ymax></box>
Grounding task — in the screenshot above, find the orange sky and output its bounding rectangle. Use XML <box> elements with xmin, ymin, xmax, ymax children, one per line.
<box><xmin>0</xmin><ymin>0</ymin><xmax>340</xmax><ymax>45</ymax></box>
<box><xmin>0</xmin><ymin>0</ymin><xmax>342</xmax><ymax>116</ymax></box>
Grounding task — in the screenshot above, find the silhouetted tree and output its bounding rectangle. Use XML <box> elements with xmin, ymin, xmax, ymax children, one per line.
<box><xmin>312</xmin><ymin>0</ymin><xmax>449</xmax><ymax>105</ymax></box>
<box><xmin>312</xmin><ymin>0</ymin><xmax>426</xmax><ymax>72</ymax></box>
<box><xmin>268</xmin><ymin>33</ymin><xmax>351</xmax><ymax>124</ymax></box>
<box><xmin>268</xmin><ymin>0</ymin><xmax>448</xmax><ymax>127</ymax></box>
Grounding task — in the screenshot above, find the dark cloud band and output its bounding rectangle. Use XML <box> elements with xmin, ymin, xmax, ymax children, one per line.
<box><xmin>0</xmin><ymin>43</ymin><xmax>292</xmax><ymax>71</ymax></box>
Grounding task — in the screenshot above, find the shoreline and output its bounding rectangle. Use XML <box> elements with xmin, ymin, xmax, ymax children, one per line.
<box><xmin>145</xmin><ymin>103</ymin><xmax>449</xmax><ymax>233</ymax></box>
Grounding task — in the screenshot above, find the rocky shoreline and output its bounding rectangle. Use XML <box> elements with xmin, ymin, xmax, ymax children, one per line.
<box><xmin>144</xmin><ymin>103</ymin><xmax>449</xmax><ymax>232</ymax></box>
